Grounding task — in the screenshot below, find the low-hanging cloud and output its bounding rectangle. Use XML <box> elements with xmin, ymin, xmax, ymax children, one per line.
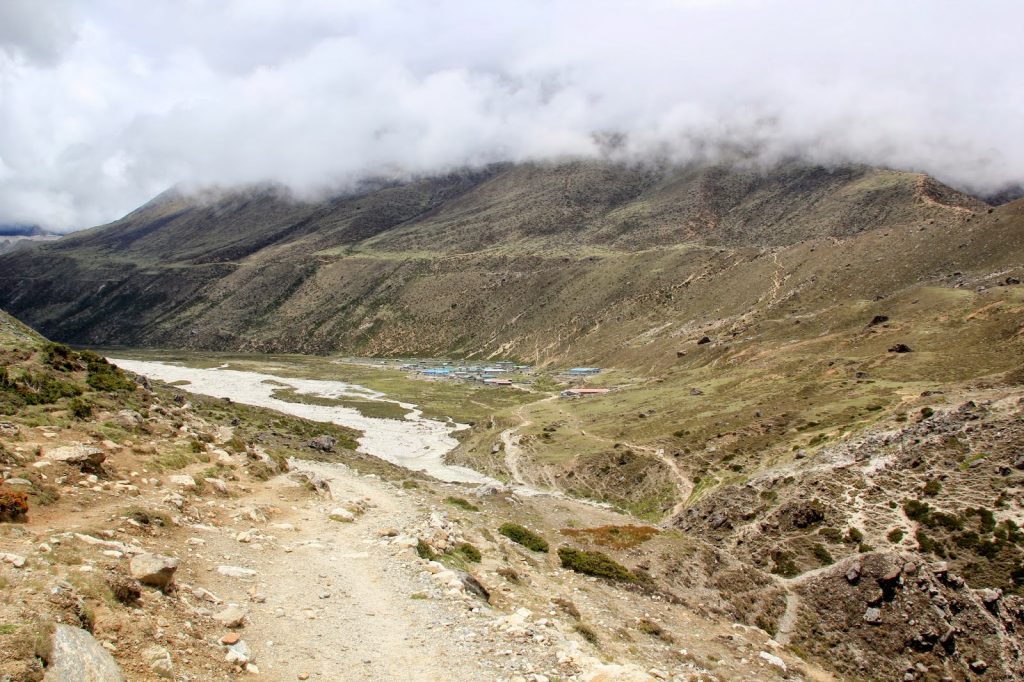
<box><xmin>1</xmin><ymin>0</ymin><xmax>1023</xmax><ymax>231</ymax></box>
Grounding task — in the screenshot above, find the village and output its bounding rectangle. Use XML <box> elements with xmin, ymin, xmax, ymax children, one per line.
<box><xmin>341</xmin><ymin>357</ymin><xmax>614</xmax><ymax>397</ymax></box>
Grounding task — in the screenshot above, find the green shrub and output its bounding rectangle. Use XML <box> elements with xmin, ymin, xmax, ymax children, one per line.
<box><xmin>81</xmin><ymin>352</ymin><xmax>135</xmax><ymax>392</ymax></box>
<box><xmin>771</xmin><ymin>550</ymin><xmax>799</xmax><ymax>578</ymax></box>
<box><xmin>968</xmin><ymin>507</ymin><xmax>997</xmax><ymax>533</ymax></box>
<box><xmin>444</xmin><ymin>496</ymin><xmax>479</xmax><ymax>512</ymax></box>
<box><xmin>557</xmin><ymin>546</ymin><xmax>635</xmax><ymax>582</ymax></box>
<box><xmin>902</xmin><ymin>499</ymin><xmax>931</xmax><ymax>523</ymax></box>
<box><xmin>846</xmin><ymin>527</ymin><xmax>864</xmax><ymax>544</ymax></box>
<box><xmin>451</xmin><ymin>542</ymin><xmax>481</xmax><ymax>563</ymax></box>
<box><xmin>68</xmin><ymin>397</ymin><xmax>93</xmax><ymax>420</ymax></box>
<box><xmin>818</xmin><ymin>527</ymin><xmax>843</xmax><ymax>543</ymax></box>
<box><xmin>43</xmin><ymin>343</ymin><xmax>79</xmax><ymax>372</ymax></box>
<box><xmin>498</xmin><ymin>523</ymin><xmax>549</xmax><ymax>552</ymax></box>
<box><xmin>929</xmin><ymin>512</ymin><xmax>963</xmax><ymax>531</ymax></box>
<box><xmin>887</xmin><ymin>528</ymin><xmax>905</xmax><ymax>543</ymax></box>
<box><xmin>811</xmin><ymin>543</ymin><xmax>834</xmax><ymax>565</ymax></box>
<box><xmin>916</xmin><ymin>530</ymin><xmax>934</xmax><ymax>553</ymax></box>
<box><xmin>923</xmin><ymin>479</ymin><xmax>942</xmax><ymax>497</ymax></box>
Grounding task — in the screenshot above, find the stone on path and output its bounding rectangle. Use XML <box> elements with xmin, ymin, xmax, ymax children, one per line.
<box><xmin>214</xmin><ymin>605</ymin><xmax>247</xmax><ymax>628</ymax></box>
<box><xmin>129</xmin><ymin>553</ymin><xmax>178</xmax><ymax>588</ymax></box>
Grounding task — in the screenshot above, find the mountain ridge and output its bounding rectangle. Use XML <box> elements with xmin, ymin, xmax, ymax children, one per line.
<box><xmin>0</xmin><ymin>159</ymin><xmax>1001</xmax><ymax>360</ymax></box>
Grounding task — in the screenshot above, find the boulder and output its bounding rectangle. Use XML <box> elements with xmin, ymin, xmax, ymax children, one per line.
<box><xmin>44</xmin><ymin>624</ymin><xmax>125</xmax><ymax>681</ymax></box>
<box><xmin>143</xmin><ymin>645</ymin><xmax>174</xmax><ymax>679</ymax></box>
<box><xmin>887</xmin><ymin>343</ymin><xmax>913</xmax><ymax>353</ymax></box>
<box><xmin>758</xmin><ymin>651</ymin><xmax>787</xmax><ymax>672</ymax></box>
<box><xmin>129</xmin><ymin>553</ymin><xmax>178</xmax><ymax>588</ymax></box>
<box><xmin>329</xmin><ymin>508</ymin><xmax>355</xmax><ymax>522</ymax></box>
<box><xmin>1</xmin><ymin>552</ymin><xmax>26</xmax><ymax>568</ymax></box>
<box><xmin>308</xmin><ymin>435</ymin><xmax>336</xmax><ymax>452</ymax></box>
<box><xmin>204</xmin><ymin>477</ymin><xmax>229</xmax><ymax>494</ymax></box>
<box><xmin>168</xmin><ymin>474</ymin><xmax>197</xmax><ymax>489</ymax></box>
<box><xmin>114</xmin><ymin>410</ymin><xmax>144</xmax><ymax>429</ymax></box>
<box><xmin>46</xmin><ymin>445</ymin><xmax>106</xmax><ymax>468</ymax></box>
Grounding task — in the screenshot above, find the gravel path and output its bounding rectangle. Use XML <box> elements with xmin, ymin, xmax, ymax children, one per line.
<box><xmin>193</xmin><ymin>460</ymin><xmax>560</xmax><ymax>681</ymax></box>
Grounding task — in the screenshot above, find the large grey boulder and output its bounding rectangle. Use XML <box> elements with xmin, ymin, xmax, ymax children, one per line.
<box><xmin>129</xmin><ymin>553</ymin><xmax>178</xmax><ymax>588</ymax></box>
<box><xmin>46</xmin><ymin>445</ymin><xmax>106</xmax><ymax>468</ymax></box>
<box><xmin>44</xmin><ymin>624</ymin><xmax>125</xmax><ymax>681</ymax></box>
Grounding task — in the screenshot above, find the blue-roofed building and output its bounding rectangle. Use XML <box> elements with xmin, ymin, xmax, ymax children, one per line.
<box><xmin>566</xmin><ymin>367</ymin><xmax>601</xmax><ymax>375</ymax></box>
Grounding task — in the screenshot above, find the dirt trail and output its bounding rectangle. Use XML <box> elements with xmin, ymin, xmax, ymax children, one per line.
<box><xmin>195</xmin><ymin>460</ymin><xmax>505</xmax><ymax>681</ymax></box>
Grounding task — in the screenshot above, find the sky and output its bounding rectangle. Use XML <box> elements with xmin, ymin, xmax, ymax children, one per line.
<box><xmin>1</xmin><ymin>0</ymin><xmax>1022</xmax><ymax>232</ymax></box>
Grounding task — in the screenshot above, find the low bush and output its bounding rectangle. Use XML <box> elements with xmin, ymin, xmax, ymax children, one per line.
<box><xmin>451</xmin><ymin>542</ymin><xmax>482</xmax><ymax>563</ymax></box>
<box><xmin>887</xmin><ymin>528</ymin><xmax>905</xmax><ymax>543</ymax></box>
<box><xmin>68</xmin><ymin>397</ymin><xmax>93</xmax><ymax>420</ymax></box>
<box><xmin>43</xmin><ymin>343</ymin><xmax>80</xmax><ymax>372</ymax></box>
<box><xmin>81</xmin><ymin>352</ymin><xmax>135</xmax><ymax>392</ymax></box>
<box><xmin>811</xmin><ymin>543</ymin><xmax>834</xmax><ymax>565</ymax></box>
<box><xmin>557</xmin><ymin>546</ymin><xmax>635</xmax><ymax>582</ymax></box>
<box><xmin>0</xmin><ymin>486</ymin><xmax>29</xmax><ymax>522</ymax></box>
<box><xmin>498</xmin><ymin>523</ymin><xmax>549</xmax><ymax>552</ymax></box>
<box><xmin>771</xmin><ymin>550</ymin><xmax>799</xmax><ymax>578</ymax></box>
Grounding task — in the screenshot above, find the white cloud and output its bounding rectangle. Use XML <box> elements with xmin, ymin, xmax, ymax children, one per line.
<box><xmin>1</xmin><ymin>0</ymin><xmax>1022</xmax><ymax>230</ymax></box>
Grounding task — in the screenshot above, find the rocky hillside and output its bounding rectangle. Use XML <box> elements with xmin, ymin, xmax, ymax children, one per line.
<box><xmin>0</xmin><ymin>160</ymin><xmax>997</xmax><ymax>359</ymax></box>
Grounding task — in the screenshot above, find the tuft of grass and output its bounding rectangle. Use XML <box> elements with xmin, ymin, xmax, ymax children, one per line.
<box><xmin>887</xmin><ymin>528</ymin><xmax>905</xmax><ymax>543</ymax></box>
<box><xmin>574</xmin><ymin>622</ymin><xmax>600</xmax><ymax>645</ymax></box>
<box><xmin>498</xmin><ymin>523</ymin><xmax>549</xmax><ymax>552</ymax></box>
<box><xmin>416</xmin><ymin>539</ymin><xmax>436</xmax><ymax>561</ymax></box>
<box><xmin>557</xmin><ymin>546</ymin><xmax>635</xmax><ymax>582</ymax></box>
<box><xmin>637</xmin><ymin>618</ymin><xmax>674</xmax><ymax>643</ymax></box>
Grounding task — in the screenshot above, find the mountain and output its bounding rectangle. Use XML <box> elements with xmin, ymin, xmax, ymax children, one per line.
<box><xmin>0</xmin><ymin>160</ymin><xmax>1000</xmax><ymax>358</ymax></box>
<box><xmin>0</xmin><ymin>224</ymin><xmax>60</xmax><ymax>255</ymax></box>
<box><xmin>4</xmin><ymin>159</ymin><xmax>1024</xmax><ymax>680</ymax></box>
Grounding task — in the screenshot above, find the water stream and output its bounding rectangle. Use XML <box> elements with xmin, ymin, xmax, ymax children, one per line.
<box><xmin>110</xmin><ymin>358</ymin><xmax>498</xmax><ymax>485</ymax></box>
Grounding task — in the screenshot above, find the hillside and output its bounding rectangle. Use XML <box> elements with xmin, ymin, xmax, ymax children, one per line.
<box><xmin>3</xmin><ymin>158</ymin><xmax>1024</xmax><ymax>679</ymax></box>
<box><xmin>0</xmin><ymin>160</ymin><xmax>996</xmax><ymax>357</ymax></box>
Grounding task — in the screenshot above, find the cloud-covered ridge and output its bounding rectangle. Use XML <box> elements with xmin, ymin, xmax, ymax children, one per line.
<box><xmin>1</xmin><ymin>0</ymin><xmax>1023</xmax><ymax>231</ymax></box>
